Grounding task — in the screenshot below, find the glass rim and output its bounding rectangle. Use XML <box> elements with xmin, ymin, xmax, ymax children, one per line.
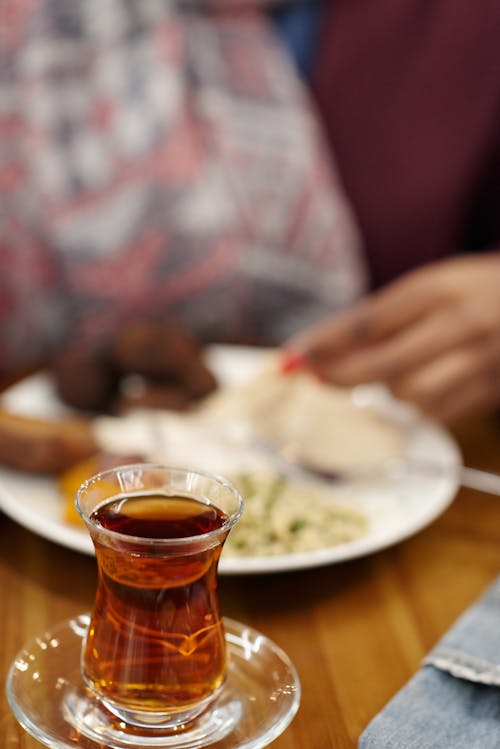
<box><xmin>75</xmin><ymin>462</ymin><xmax>244</xmax><ymax>547</ymax></box>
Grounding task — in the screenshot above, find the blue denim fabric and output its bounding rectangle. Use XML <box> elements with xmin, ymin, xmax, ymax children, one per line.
<box><xmin>270</xmin><ymin>1</ymin><xmax>324</xmax><ymax>79</ymax></box>
<box><xmin>359</xmin><ymin>576</ymin><xmax>500</xmax><ymax>748</ymax></box>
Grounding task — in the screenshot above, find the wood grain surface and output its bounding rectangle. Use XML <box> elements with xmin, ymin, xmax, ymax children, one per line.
<box><xmin>1</xmin><ymin>414</ymin><xmax>499</xmax><ymax>749</ymax></box>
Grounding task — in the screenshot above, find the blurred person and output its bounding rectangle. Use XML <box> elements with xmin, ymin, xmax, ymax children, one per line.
<box><xmin>1</xmin><ymin>0</ymin><xmax>500</xmax><ymax>424</ymax></box>
<box><xmin>0</xmin><ymin>0</ymin><xmax>365</xmax><ymax>383</ymax></box>
<box><xmin>277</xmin><ymin>0</ymin><xmax>500</xmax><ymax>424</ymax></box>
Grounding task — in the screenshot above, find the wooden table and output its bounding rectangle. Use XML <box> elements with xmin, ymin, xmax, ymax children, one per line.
<box><xmin>1</xmin><ymin>413</ymin><xmax>499</xmax><ymax>748</ymax></box>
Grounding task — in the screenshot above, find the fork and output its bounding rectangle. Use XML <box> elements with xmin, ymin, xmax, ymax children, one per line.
<box><xmin>255</xmin><ymin>439</ymin><xmax>500</xmax><ymax>496</ymax></box>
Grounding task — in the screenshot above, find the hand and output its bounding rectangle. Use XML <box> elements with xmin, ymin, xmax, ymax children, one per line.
<box><xmin>283</xmin><ymin>253</ymin><xmax>500</xmax><ymax>423</ymax></box>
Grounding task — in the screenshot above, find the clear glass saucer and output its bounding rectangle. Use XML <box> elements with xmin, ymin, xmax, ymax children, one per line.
<box><xmin>6</xmin><ymin>615</ymin><xmax>300</xmax><ymax>749</ymax></box>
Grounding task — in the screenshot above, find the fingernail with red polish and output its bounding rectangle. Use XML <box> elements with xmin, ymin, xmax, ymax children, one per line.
<box><xmin>280</xmin><ymin>350</ymin><xmax>307</xmax><ymax>374</ymax></box>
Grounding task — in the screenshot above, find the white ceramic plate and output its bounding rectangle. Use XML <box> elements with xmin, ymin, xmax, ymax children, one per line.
<box><xmin>0</xmin><ymin>345</ymin><xmax>461</xmax><ymax>574</ymax></box>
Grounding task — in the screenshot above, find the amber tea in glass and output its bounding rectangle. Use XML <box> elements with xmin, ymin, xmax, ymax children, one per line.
<box><xmin>75</xmin><ymin>464</ymin><xmax>242</xmax><ymax>728</ymax></box>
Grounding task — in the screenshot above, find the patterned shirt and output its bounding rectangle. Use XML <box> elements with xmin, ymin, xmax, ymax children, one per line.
<box><xmin>0</xmin><ymin>0</ymin><xmax>367</xmax><ymax>373</ymax></box>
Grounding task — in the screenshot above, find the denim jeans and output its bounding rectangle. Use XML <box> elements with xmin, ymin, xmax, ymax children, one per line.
<box><xmin>359</xmin><ymin>575</ymin><xmax>500</xmax><ymax>748</ymax></box>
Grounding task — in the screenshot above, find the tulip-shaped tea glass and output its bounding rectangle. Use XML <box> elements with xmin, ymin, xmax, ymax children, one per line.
<box><xmin>75</xmin><ymin>464</ymin><xmax>242</xmax><ymax>729</ymax></box>
<box><xmin>6</xmin><ymin>462</ymin><xmax>301</xmax><ymax>749</ymax></box>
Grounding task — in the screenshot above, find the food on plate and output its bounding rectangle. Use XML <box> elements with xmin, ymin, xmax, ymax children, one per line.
<box><xmin>51</xmin><ymin>346</ymin><xmax>119</xmax><ymax>412</ymax></box>
<box><xmin>224</xmin><ymin>471</ymin><xmax>368</xmax><ymax>557</ymax></box>
<box><xmin>51</xmin><ymin>320</ymin><xmax>218</xmax><ymax>413</ymax></box>
<box><xmin>196</xmin><ymin>367</ymin><xmax>405</xmax><ymax>474</ymax></box>
<box><xmin>92</xmin><ymin>365</ymin><xmax>405</xmax><ymax>484</ymax></box>
<box><xmin>58</xmin><ymin>452</ymin><xmax>144</xmax><ymax>525</ymax></box>
<box><xmin>1</xmin><ymin>348</ymin><xmax>405</xmax><ymax>561</ymax></box>
<box><xmin>110</xmin><ymin>320</ymin><xmax>217</xmax><ymax>396</ymax></box>
<box><xmin>58</xmin><ymin>456</ymin><xmax>368</xmax><ymax>557</ymax></box>
<box><xmin>0</xmin><ymin>409</ymin><xmax>97</xmax><ymax>474</ymax></box>
<box><xmin>112</xmin><ymin>379</ymin><xmax>193</xmax><ymax>413</ymax></box>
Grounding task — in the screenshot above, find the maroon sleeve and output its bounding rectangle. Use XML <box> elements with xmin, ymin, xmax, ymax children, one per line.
<box><xmin>311</xmin><ymin>0</ymin><xmax>500</xmax><ymax>287</ymax></box>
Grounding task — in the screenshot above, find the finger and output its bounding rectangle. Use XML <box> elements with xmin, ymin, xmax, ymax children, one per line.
<box><xmin>390</xmin><ymin>338</ymin><xmax>500</xmax><ymax>415</ymax></box>
<box><xmin>318</xmin><ymin>307</ymin><xmax>485</xmax><ymax>387</ymax></box>
<box><xmin>286</xmin><ymin>268</ymin><xmax>442</xmax><ymax>366</ymax></box>
<box><xmin>430</xmin><ymin>377</ymin><xmax>500</xmax><ymax>424</ymax></box>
